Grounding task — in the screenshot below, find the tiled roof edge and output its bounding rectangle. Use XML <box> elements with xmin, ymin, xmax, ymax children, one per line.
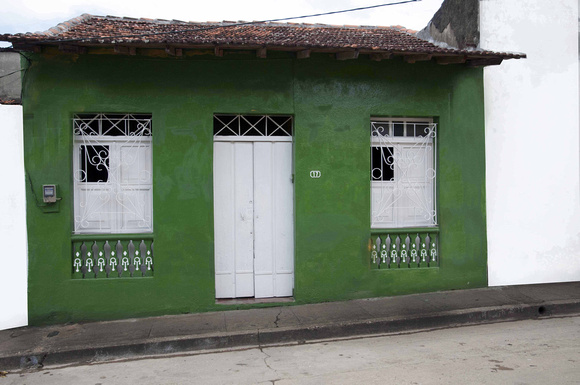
<box><xmin>390</xmin><ymin>25</ymin><xmax>418</xmax><ymax>34</ymax></box>
<box><xmin>0</xmin><ymin>98</ymin><xmax>22</xmax><ymax>105</ymax></box>
<box><xmin>34</xmin><ymin>14</ymin><xmax>94</xmax><ymax>37</ymax></box>
<box><xmin>413</xmin><ymin>25</ymin><xmax>526</xmax><ymax>59</ymax></box>
<box><xmin>89</xmin><ymin>15</ymin><xmax>408</xmax><ymax>31</ymax></box>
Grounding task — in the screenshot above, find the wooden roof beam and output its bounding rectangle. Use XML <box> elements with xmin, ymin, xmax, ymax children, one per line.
<box><xmin>435</xmin><ymin>55</ymin><xmax>466</xmax><ymax>65</ymax></box>
<box><xmin>257</xmin><ymin>47</ymin><xmax>267</xmax><ymax>58</ymax></box>
<box><xmin>336</xmin><ymin>50</ymin><xmax>359</xmax><ymax>61</ymax></box>
<box><xmin>467</xmin><ymin>57</ymin><xmax>503</xmax><ymax>67</ymax></box>
<box><xmin>113</xmin><ymin>45</ymin><xmax>136</xmax><ymax>55</ymax></box>
<box><xmin>296</xmin><ymin>49</ymin><xmax>311</xmax><ymax>59</ymax></box>
<box><xmin>12</xmin><ymin>43</ymin><xmax>42</xmax><ymax>53</ymax></box>
<box><xmin>214</xmin><ymin>47</ymin><xmax>224</xmax><ymax>57</ymax></box>
<box><xmin>165</xmin><ymin>46</ymin><xmax>183</xmax><ymax>57</ymax></box>
<box><xmin>369</xmin><ymin>52</ymin><xmax>392</xmax><ymax>62</ymax></box>
<box><xmin>403</xmin><ymin>54</ymin><xmax>432</xmax><ymax>64</ymax></box>
<box><xmin>59</xmin><ymin>44</ymin><xmax>87</xmax><ymax>54</ymax></box>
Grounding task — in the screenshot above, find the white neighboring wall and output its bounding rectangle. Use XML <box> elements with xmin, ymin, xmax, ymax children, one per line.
<box><xmin>0</xmin><ymin>104</ymin><xmax>28</xmax><ymax>329</ymax></box>
<box><xmin>481</xmin><ymin>0</ymin><xmax>580</xmax><ymax>285</ymax></box>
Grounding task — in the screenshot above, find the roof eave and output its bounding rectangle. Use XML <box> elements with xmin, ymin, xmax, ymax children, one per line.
<box><xmin>5</xmin><ymin>39</ymin><xmax>525</xmax><ymax>66</ymax></box>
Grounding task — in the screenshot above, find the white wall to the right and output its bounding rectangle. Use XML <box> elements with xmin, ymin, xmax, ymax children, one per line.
<box><xmin>481</xmin><ymin>0</ymin><xmax>580</xmax><ymax>285</ymax></box>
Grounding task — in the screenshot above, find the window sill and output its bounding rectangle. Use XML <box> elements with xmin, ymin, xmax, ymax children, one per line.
<box><xmin>371</xmin><ymin>227</ymin><xmax>438</xmax><ymax>235</ymax></box>
<box><xmin>71</xmin><ymin>233</ymin><xmax>154</xmax><ymax>241</ymax></box>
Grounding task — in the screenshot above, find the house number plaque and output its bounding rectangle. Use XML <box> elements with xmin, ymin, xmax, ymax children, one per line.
<box><xmin>310</xmin><ymin>170</ymin><xmax>321</xmax><ymax>178</ymax></box>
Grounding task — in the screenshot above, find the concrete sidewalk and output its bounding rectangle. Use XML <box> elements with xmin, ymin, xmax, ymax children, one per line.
<box><xmin>1</xmin><ymin>282</ymin><xmax>579</xmax><ymax>371</ymax></box>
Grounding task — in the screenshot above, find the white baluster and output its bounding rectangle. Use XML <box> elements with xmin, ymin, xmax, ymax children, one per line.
<box><xmin>73</xmin><ymin>258</ymin><xmax>82</xmax><ymax>273</ymax></box>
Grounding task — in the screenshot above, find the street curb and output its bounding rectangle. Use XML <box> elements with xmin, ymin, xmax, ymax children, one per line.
<box><xmin>2</xmin><ymin>300</ymin><xmax>580</xmax><ymax>371</ymax></box>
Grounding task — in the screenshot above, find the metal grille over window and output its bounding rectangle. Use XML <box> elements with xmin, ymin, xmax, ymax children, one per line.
<box><xmin>371</xmin><ymin>118</ymin><xmax>437</xmax><ymax>228</ymax></box>
<box><xmin>73</xmin><ymin>113</ymin><xmax>153</xmax><ymax>234</ymax></box>
<box><xmin>214</xmin><ymin>115</ymin><xmax>292</xmax><ymax>137</ymax></box>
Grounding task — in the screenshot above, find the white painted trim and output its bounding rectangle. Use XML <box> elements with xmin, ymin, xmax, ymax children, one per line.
<box><xmin>74</xmin><ymin>137</ymin><xmax>152</xmax><ymax>144</ymax></box>
<box><xmin>213</xmin><ymin>136</ymin><xmax>292</xmax><ymax>142</ymax></box>
<box><xmin>371</xmin><ymin>117</ymin><xmax>433</xmax><ymax>123</ymax></box>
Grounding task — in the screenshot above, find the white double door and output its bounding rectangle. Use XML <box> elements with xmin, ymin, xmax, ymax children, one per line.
<box><xmin>214</xmin><ymin>139</ymin><xmax>294</xmax><ymax>298</ymax></box>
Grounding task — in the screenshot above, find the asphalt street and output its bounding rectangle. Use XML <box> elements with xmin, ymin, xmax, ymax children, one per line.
<box><xmin>3</xmin><ymin>315</ymin><xmax>579</xmax><ymax>384</ymax></box>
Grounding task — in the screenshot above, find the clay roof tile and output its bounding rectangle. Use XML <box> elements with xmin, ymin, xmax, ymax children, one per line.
<box><xmin>0</xmin><ymin>14</ymin><xmax>526</xmax><ymax>60</ymax></box>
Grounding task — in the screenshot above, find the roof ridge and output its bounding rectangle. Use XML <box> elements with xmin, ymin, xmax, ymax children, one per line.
<box><xmin>389</xmin><ymin>25</ymin><xmax>418</xmax><ymax>35</ymax></box>
<box><xmin>35</xmin><ymin>13</ymin><xmax>94</xmax><ymax>37</ymax></box>
<box><xmin>92</xmin><ymin>14</ymin><xmax>403</xmax><ymax>31</ymax></box>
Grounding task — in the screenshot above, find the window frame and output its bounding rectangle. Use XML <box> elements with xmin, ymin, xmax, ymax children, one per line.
<box><xmin>370</xmin><ymin>117</ymin><xmax>437</xmax><ymax>229</ymax></box>
<box><xmin>72</xmin><ymin>113</ymin><xmax>153</xmax><ymax>235</ymax></box>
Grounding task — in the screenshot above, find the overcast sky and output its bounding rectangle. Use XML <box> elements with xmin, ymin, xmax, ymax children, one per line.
<box><xmin>0</xmin><ymin>0</ymin><xmax>444</xmax><ymax>36</ymax></box>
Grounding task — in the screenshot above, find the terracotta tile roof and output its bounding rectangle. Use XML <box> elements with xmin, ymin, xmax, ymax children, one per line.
<box><xmin>0</xmin><ymin>98</ymin><xmax>20</xmax><ymax>105</ymax></box>
<box><xmin>0</xmin><ymin>14</ymin><xmax>525</xmax><ymax>63</ymax></box>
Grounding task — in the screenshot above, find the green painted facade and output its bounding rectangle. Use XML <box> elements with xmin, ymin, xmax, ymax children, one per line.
<box><xmin>22</xmin><ymin>49</ymin><xmax>487</xmax><ymax>325</ymax></box>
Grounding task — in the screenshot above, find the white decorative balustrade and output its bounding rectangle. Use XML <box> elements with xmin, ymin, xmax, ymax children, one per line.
<box><xmin>370</xmin><ymin>231</ymin><xmax>438</xmax><ymax>269</ymax></box>
<box><xmin>72</xmin><ymin>236</ymin><xmax>154</xmax><ymax>278</ymax></box>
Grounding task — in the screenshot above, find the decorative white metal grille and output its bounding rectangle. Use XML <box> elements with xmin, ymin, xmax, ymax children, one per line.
<box><xmin>72</xmin><ymin>237</ymin><xmax>154</xmax><ymax>278</ymax></box>
<box><xmin>371</xmin><ymin>118</ymin><xmax>437</xmax><ymax>228</ymax></box>
<box><xmin>73</xmin><ymin>113</ymin><xmax>153</xmax><ymax>234</ymax></box>
<box><xmin>214</xmin><ymin>114</ymin><xmax>292</xmax><ymax>137</ymax></box>
<box><xmin>370</xmin><ymin>232</ymin><xmax>438</xmax><ymax>269</ymax></box>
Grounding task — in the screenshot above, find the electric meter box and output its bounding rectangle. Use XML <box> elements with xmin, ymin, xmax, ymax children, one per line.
<box><xmin>43</xmin><ymin>184</ymin><xmax>57</xmax><ymax>203</ymax></box>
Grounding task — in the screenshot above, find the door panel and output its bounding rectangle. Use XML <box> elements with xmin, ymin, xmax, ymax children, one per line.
<box><xmin>253</xmin><ymin>142</ymin><xmax>275</xmax><ymax>297</ymax></box>
<box><xmin>233</xmin><ymin>143</ymin><xmax>255</xmax><ymax>297</ymax></box>
<box><xmin>214</xmin><ymin>142</ymin><xmax>236</xmax><ymax>298</ymax></box>
<box><xmin>272</xmin><ymin>142</ymin><xmax>294</xmax><ymax>297</ymax></box>
<box><xmin>214</xmin><ymin>142</ymin><xmax>255</xmax><ymax>298</ymax></box>
<box><xmin>254</xmin><ymin>142</ymin><xmax>294</xmax><ymax>298</ymax></box>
